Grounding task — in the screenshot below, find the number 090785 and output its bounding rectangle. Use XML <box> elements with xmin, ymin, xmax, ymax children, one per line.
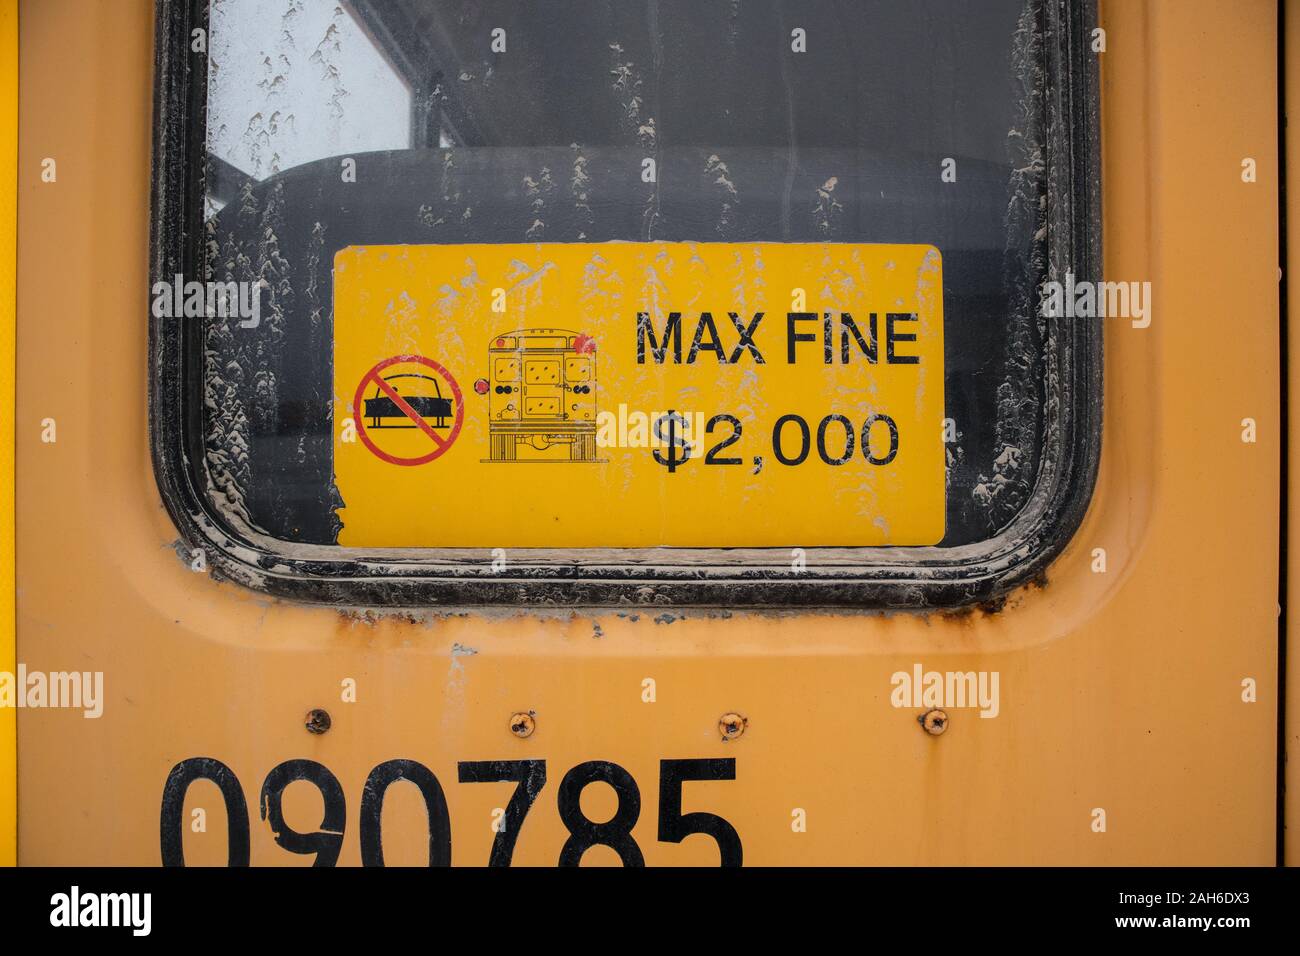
<box><xmin>160</xmin><ymin>756</ymin><xmax>742</xmax><ymax>867</ymax></box>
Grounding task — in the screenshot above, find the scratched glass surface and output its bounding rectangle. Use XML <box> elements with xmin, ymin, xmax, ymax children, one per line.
<box><xmin>200</xmin><ymin>0</ymin><xmax>1049</xmax><ymax>548</ymax></box>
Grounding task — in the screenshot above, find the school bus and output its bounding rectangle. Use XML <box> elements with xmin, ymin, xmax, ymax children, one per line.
<box><xmin>0</xmin><ymin>0</ymin><xmax>1295</xmax><ymax>870</ymax></box>
<box><xmin>476</xmin><ymin>328</ymin><xmax>600</xmax><ymax>463</ymax></box>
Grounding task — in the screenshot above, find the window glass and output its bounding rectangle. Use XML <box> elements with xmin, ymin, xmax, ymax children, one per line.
<box><xmin>206</xmin><ymin>0</ymin><xmax>412</xmax><ymax>211</ymax></box>
<box><xmin>197</xmin><ymin>0</ymin><xmax>1061</xmax><ymax>552</ymax></box>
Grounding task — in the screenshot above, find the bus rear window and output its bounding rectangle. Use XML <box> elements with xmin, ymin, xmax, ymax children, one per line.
<box><xmin>150</xmin><ymin>0</ymin><xmax>1101</xmax><ymax>605</ymax></box>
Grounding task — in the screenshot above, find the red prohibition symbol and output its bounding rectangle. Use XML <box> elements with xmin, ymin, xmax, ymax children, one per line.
<box><xmin>353</xmin><ymin>355</ymin><xmax>465</xmax><ymax>466</ymax></box>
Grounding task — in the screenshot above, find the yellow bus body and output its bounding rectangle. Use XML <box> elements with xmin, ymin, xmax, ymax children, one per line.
<box><xmin>3</xmin><ymin>0</ymin><xmax>1291</xmax><ymax>865</ymax></box>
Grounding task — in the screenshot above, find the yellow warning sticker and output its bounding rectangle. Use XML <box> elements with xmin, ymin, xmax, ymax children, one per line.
<box><xmin>333</xmin><ymin>242</ymin><xmax>944</xmax><ymax>548</ymax></box>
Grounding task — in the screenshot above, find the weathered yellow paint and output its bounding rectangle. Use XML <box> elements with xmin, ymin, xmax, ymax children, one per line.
<box><xmin>333</xmin><ymin>241</ymin><xmax>945</xmax><ymax>547</ymax></box>
<box><xmin>1285</xmin><ymin>0</ymin><xmax>1300</xmax><ymax>869</ymax></box>
<box><xmin>11</xmin><ymin>0</ymin><xmax>1281</xmax><ymax>865</ymax></box>
<box><xmin>0</xmin><ymin>0</ymin><xmax>16</xmax><ymax>869</ymax></box>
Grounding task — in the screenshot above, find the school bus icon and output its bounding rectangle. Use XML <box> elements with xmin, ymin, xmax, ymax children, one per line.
<box><xmin>473</xmin><ymin>328</ymin><xmax>603</xmax><ymax>462</ymax></box>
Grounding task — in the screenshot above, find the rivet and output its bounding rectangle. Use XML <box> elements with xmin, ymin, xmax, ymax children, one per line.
<box><xmin>305</xmin><ymin>708</ymin><xmax>332</xmax><ymax>735</ymax></box>
<box><xmin>719</xmin><ymin>712</ymin><xmax>747</xmax><ymax>741</ymax></box>
<box><xmin>920</xmin><ymin>708</ymin><xmax>949</xmax><ymax>736</ymax></box>
<box><xmin>510</xmin><ymin>712</ymin><xmax>536</xmax><ymax>738</ymax></box>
